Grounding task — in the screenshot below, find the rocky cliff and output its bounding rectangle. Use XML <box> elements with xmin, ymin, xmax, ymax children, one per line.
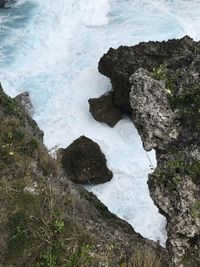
<box><xmin>0</xmin><ymin>86</ymin><xmax>168</xmax><ymax>266</ymax></box>
<box><xmin>97</xmin><ymin>36</ymin><xmax>200</xmax><ymax>267</ymax></box>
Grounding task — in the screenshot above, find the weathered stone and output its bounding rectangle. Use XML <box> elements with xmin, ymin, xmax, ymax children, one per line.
<box><xmin>15</xmin><ymin>91</ymin><xmax>34</xmax><ymax>116</ymax></box>
<box><xmin>98</xmin><ymin>36</ymin><xmax>195</xmax><ymax>114</ymax></box>
<box><xmin>0</xmin><ymin>86</ymin><xmax>43</xmax><ymax>142</ymax></box>
<box><xmin>124</xmin><ymin>37</ymin><xmax>200</xmax><ymax>266</ymax></box>
<box><xmin>60</xmin><ymin>136</ymin><xmax>113</xmax><ymax>185</ymax></box>
<box><xmin>89</xmin><ymin>92</ymin><xmax>122</xmax><ymax>127</ymax></box>
<box><xmin>129</xmin><ymin>68</ymin><xmax>179</xmax><ymax>151</ymax></box>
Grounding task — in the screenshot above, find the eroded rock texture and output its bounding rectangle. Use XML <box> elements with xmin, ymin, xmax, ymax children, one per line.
<box><xmin>89</xmin><ymin>92</ymin><xmax>122</xmax><ymax>127</ymax></box>
<box><xmin>99</xmin><ymin>36</ymin><xmax>200</xmax><ymax>266</ymax></box>
<box><xmin>129</xmin><ymin>68</ymin><xmax>179</xmax><ymax>151</ymax></box>
<box><xmin>98</xmin><ymin>36</ymin><xmax>195</xmax><ymax>114</ymax></box>
<box><xmin>60</xmin><ymin>136</ymin><xmax>113</xmax><ymax>185</ymax></box>
<box><xmin>15</xmin><ymin>91</ymin><xmax>34</xmax><ymax>116</ymax></box>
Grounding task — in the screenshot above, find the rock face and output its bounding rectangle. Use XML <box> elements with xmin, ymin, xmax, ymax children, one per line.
<box><xmin>129</xmin><ymin>68</ymin><xmax>179</xmax><ymax>151</ymax></box>
<box><xmin>98</xmin><ymin>36</ymin><xmax>195</xmax><ymax>114</ymax></box>
<box><xmin>99</xmin><ymin>36</ymin><xmax>200</xmax><ymax>266</ymax></box>
<box><xmin>89</xmin><ymin>92</ymin><xmax>122</xmax><ymax>127</ymax></box>
<box><xmin>60</xmin><ymin>136</ymin><xmax>113</xmax><ymax>184</ymax></box>
<box><xmin>0</xmin><ymin>85</ymin><xmax>43</xmax><ymax>142</ymax></box>
<box><xmin>15</xmin><ymin>91</ymin><xmax>34</xmax><ymax>116</ymax></box>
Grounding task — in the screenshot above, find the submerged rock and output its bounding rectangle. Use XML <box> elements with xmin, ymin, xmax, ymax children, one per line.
<box><xmin>60</xmin><ymin>136</ymin><xmax>113</xmax><ymax>184</ymax></box>
<box><xmin>89</xmin><ymin>92</ymin><xmax>122</xmax><ymax>127</ymax></box>
<box><xmin>15</xmin><ymin>91</ymin><xmax>34</xmax><ymax>116</ymax></box>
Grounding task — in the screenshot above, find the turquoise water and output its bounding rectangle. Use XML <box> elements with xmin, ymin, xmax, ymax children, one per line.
<box><xmin>1</xmin><ymin>0</ymin><xmax>200</xmax><ymax>245</ymax></box>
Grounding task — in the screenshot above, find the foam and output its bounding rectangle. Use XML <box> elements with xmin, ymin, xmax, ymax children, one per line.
<box><xmin>1</xmin><ymin>0</ymin><xmax>200</xmax><ymax>246</ymax></box>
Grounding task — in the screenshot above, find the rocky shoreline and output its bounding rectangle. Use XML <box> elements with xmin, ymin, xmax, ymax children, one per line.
<box><xmin>93</xmin><ymin>36</ymin><xmax>200</xmax><ymax>266</ymax></box>
<box><xmin>0</xmin><ymin>84</ymin><xmax>169</xmax><ymax>265</ymax></box>
<box><xmin>1</xmin><ymin>20</ymin><xmax>200</xmax><ymax>265</ymax></box>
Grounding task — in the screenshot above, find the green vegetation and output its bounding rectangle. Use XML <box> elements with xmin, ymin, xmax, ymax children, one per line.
<box><xmin>170</xmin><ymin>83</ymin><xmax>200</xmax><ymax>130</ymax></box>
<box><xmin>0</xmin><ymin>84</ymin><xmax>166</xmax><ymax>267</ymax></box>
<box><xmin>153</xmin><ymin>151</ymin><xmax>200</xmax><ymax>191</ymax></box>
<box><xmin>2</xmin><ymin>178</ymin><xmax>93</xmax><ymax>267</ymax></box>
<box><xmin>151</xmin><ymin>64</ymin><xmax>178</xmax><ymax>94</ymax></box>
<box><xmin>151</xmin><ymin>64</ymin><xmax>200</xmax><ymax>131</ymax></box>
<box><xmin>191</xmin><ymin>202</ymin><xmax>200</xmax><ymax>219</ymax></box>
<box><xmin>0</xmin><ymin>88</ymin><xmax>36</xmax><ymax>133</ymax></box>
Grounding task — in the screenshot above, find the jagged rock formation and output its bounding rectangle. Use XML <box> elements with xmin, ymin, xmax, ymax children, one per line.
<box><xmin>98</xmin><ymin>36</ymin><xmax>200</xmax><ymax>266</ymax></box>
<box><xmin>98</xmin><ymin>36</ymin><xmax>195</xmax><ymax>114</ymax></box>
<box><xmin>89</xmin><ymin>92</ymin><xmax>123</xmax><ymax>127</ymax></box>
<box><xmin>0</xmin><ymin>86</ymin><xmax>169</xmax><ymax>266</ymax></box>
<box><xmin>15</xmin><ymin>91</ymin><xmax>34</xmax><ymax>116</ymax></box>
<box><xmin>0</xmin><ymin>84</ymin><xmax>43</xmax><ymax>142</ymax></box>
<box><xmin>59</xmin><ymin>135</ymin><xmax>113</xmax><ymax>184</ymax></box>
<box><xmin>129</xmin><ymin>68</ymin><xmax>179</xmax><ymax>151</ymax></box>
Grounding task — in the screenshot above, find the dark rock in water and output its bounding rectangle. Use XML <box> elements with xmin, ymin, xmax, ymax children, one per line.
<box><xmin>99</xmin><ymin>36</ymin><xmax>195</xmax><ymax>113</ymax></box>
<box><xmin>15</xmin><ymin>91</ymin><xmax>34</xmax><ymax>116</ymax></box>
<box><xmin>0</xmin><ymin>0</ymin><xmax>6</xmax><ymax>7</ymax></box>
<box><xmin>89</xmin><ymin>92</ymin><xmax>123</xmax><ymax>127</ymax></box>
<box><xmin>60</xmin><ymin>136</ymin><xmax>113</xmax><ymax>184</ymax></box>
<box><xmin>0</xmin><ymin>0</ymin><xmax>15</xmax><ymax>8</ymax></box>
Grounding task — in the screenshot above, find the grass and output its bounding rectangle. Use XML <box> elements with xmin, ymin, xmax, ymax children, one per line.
<box><xmin>129</xmin><ymin>249</ymin><xmax>162</xmax><ymax>267</ymax></box>
<box><xmin>0</xmin><ymin>86</ymin><xmax>167</xmax><ymax>266</ymax></box>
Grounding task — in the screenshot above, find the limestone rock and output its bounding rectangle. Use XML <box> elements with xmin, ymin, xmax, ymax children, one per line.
<box><xmin>129</xmin><ymin>68</ymin><xmax>179</xmax><ymax>151</ymax></box>
<box><xmin>15</xmin><ymin>91</ymin><xmax>34</xmax><ymax>116</ymax></box>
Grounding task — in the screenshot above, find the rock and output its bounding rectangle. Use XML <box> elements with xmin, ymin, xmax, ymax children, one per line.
<box><xmin>98</xmin><ymin>36</ymin><xmax>195</xmax><ymax>114</ymax></box>
<box><xmin>125</xmin><ymin>37</ymin><xmax>200</xmax><ymax>266</ymax></box>
<box><xmin>0</xmin><ymin>0</ymin><xmax>15</xmax><ymax>8</ymax></box>
<box><xmin>0</xmin><ymin>86</ymin><xmax>43</xmax><ymax>142</ymax></box>
<box><xmin>60</xmin><ymin>136</ymin><xmax>113</xmax><ymax>184</ymax></box>
<box><xmin>14</xmin><ymin>91</ymin><xmax>34</xmax><ymax>116</ymax></box>
<box><xmin>89</xmin><ymin>92</ymin><xmax>123</xmax><ymax>127</ymax></box>
<box><xmin>0</xmin><ymin>0</ymin><xmax>6</xmax><ymax>7</ymax></box>
<box><xmin>129</xmin><ymin>68</ymin><xmax>179</xmax><ymax>151</ymax></box>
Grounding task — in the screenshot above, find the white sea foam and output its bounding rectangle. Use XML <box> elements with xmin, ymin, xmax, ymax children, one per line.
<box><xmin>1</xmin><ymin>0</ymin><xmax>200</xmax><ymax>246</ymax></box>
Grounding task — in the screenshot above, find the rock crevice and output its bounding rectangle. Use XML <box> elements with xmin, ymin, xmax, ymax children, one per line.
<box><xmin>98</xmin><ymin>36</ymin><xmax>200</xmax><ymax>267</ymax></box>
